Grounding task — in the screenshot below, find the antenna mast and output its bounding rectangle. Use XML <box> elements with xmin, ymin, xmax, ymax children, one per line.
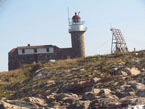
<box><xmin>67</xmin><ymin>8</ymin><xmax>70</xmax><ymax>26</ymax></box>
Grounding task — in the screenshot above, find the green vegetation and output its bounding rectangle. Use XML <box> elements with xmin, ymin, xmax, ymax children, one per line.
<box><xmin>0</xmin><ymin>50</ymin><xmax>145</xmax><ymax>100</ymax></box>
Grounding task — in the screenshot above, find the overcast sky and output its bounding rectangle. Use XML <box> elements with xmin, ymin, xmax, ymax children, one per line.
<box><xmin>0</xmin><ymin>0</ymin><xmax>145</xmax><ymax>71</ymax></box>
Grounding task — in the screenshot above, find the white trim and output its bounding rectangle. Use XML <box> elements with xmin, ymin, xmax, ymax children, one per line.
<box><xmin>18</xmin><ymin>47</ymin><xmax>54</xmax><ymax>55</ymax></box>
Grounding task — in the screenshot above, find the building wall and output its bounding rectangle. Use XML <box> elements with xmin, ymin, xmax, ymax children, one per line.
<box><xmin>18</xmin><ymin>47</ymin><xmax>54</xmax><ymax>55</ymax></box>
<box><xmin>8</xmin><ymin>49</ymin><xmax>20</xmax><ymax>70</ymax></box>
<box><xmin>60</xmin><ymin>48</ymin><xmax>75</xmax><ymax>59</ymax></box>
<box><xmin>71</xmin><ymin>31</ymin><xmax>85</xmax><ymax>57</ymax></box>
<box><xmin>17</xmin><ymin>53</ymin><xmax>56</xmax><ymax>64</ymax></box>
<box><xmin>8</xmin><ymin>46</ymin><xmax>76</xmax><ymax>71</ymax></box>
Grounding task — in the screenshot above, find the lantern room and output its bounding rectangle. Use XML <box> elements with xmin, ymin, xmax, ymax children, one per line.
<box><xmin>69</xmin><ymin>12</ymin><xmax>87</xmax><ymax>33</ymax></box>
<box><xmin>72</xmin><ymin>12</ymin><xmax>80</xmax><ymax>23</ymax></box>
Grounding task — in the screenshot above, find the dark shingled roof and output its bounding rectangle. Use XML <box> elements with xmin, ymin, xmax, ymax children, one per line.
<box><xmin>9</xmin><ymin>48</ymin><xmax>17</xmax><ymax>53</ymax></box>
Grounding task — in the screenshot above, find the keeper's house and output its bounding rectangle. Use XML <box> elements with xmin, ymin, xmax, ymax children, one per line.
<box><xmin>8</xmin><ymin>45</ymin><xmax>75</xmax><ymax>70</ymax></box>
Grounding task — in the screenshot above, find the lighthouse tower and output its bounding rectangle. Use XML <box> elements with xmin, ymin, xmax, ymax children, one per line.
<box><xmin>69</xmin><ymin>12</ymin><xmax>87</xmax><ymax>57</ymax></box>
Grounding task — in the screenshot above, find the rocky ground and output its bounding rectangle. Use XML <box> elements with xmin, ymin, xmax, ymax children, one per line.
<box><xmin>1</xmin><ymin>51</ymin><xmax>145</xmax><ymax>108</ymax></box>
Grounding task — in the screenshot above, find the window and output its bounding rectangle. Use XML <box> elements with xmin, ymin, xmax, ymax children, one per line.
<box><xmin>22</xmin><ymin>49</ymin><xmax>25</xmax><ymax>54</ymax></box>
<box><xmin>34</xmin><ymin>49</ymin><xmax>37</xmax><ymax>53</ymax></box>
<box><xmin>46</xmin><ymin>48</ymin><xmax>49</xmax><ymax>52</ymax></box>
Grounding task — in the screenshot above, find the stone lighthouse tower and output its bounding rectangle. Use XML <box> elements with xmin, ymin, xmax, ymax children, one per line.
<box><xmin>69</xmin><ymin>12</ymin><xmax>87</xmax><ymax>57</ymax></box>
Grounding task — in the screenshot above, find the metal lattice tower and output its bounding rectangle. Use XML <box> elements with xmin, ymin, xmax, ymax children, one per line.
<box><xmin>110</xmin><ymin>28</ymin><xmax>128</xmax><ymax>53</ymax></box>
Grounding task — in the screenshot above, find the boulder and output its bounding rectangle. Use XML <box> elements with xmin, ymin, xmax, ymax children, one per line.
<box><xmin>57</xmin><ymin>82</ymin><xmax>93</xmax><ymax>94</ymax></box>
<box><xmin>80</xmin><ymin>68</ymin><xmax>85</xmax><ymax>72</ymax></box>
<box><xmin>66</xmin><ymin>100</ymin><xmax>90</xmax><ymax>109</ymax></box>
<box><xmin>131</xmin><ymin>59</ymin><xmax>141</xmax><ymax>64</ymax></box>
<box><xmin>46</xmin><ymin>93</ymin><xmax>57</xmax><ymax>107</ymax></box>
<box><xmin>14</xmin><ymin>82</ymin><xmax>48</xmax><ymax>97</ymax></box>
<box><xmin>57</xmin><ymin>72</ymin><xmax>63</xmax><ymax>75</ymax></box>
<box><xmin>43</xmin><ymin>89</ymin><xmax>57</xmax><ymax>96</ymax></box>
<box><xmin>55</xmin><ymin>80</ymin><xmax>64</xmax><ymax>85</ymax></box>
<box><xmin>131</xmin><ymin>83</ymin><xmax>145</xmax><ymax>90</ymax></box>
<box><xmin>120</xmin><ymin>85</ymin><xmax>135</xmax><ymax>92</ymax></box>
<box><xmin>89</xmin><ymin>98</ymin><xmax>120</xmax><ymax>109</ymax></box>
<box><xmin>133</xmin><ymin>72</ymin><xmax>145</xmax><ymax>78</ymax></box>
<box><xmin>0</xmin><ymin>103</ymin><xmax>4</xmax><ymax>109</ymax></box>
<box><xmin>33</xmin><ymin>70</ymin><xmax>56</xmax><ymax>80</ymax></box>
<box><xmin>62</xmin><ymin>74</ymin><xmax>73</xmax><ymax>79</ymax></box>
<box><xmin>127</xmin><ymin>81</ymin><xmax>137</xmax><ymax>84</ymax></box>
<box><xmin>63</xmin><ymin>98</ymin><xmax>76</xmax><ymax>104</ymax></box>
<box><xmin>47</xmin><ymin>80</ymin><xmax>55</xmax><ymax>84</ymax></box>
<box><xmin>88</xmin><ymin>99</ymin><xmax>99</xmax><ymax>109</ymax></box>
<box><xmin>136</xmin><ymin>90</ymin><xmax>145</xmax><ymax>97</ymax></box>
<box><xmin>120</xmin><ymin>96</ymin><xmax>145</xmax><ymax>105</ymax></box>
<box><xmin>55</xmin><ymin>93</ymin><xmax>79</xmax><ymax>102</ymax></box>
<box><xmin>98</xmin><ymin>89</ymin><xmax>111</xmax><ymax>96</ymax></box>
<box><xmin>57</xmin><ymin>83</ymin><xmax>75</xmax><ymax>93</ymax></box>
<box><xmin>138</xmin><ymin>77</ymin><xmax>145</xmax><ymax>84</ymax></box>
<box><xmin>23</xmin><ymin>97</ymin><xmax>48</xmax><ymax>107</ymax></box>
<box><xmin>112</xmin><ymin>91</ymin><xmax>128</xmax><ymax>98</ymax></box>
<box><xmin>55</xmin><ymin>93</ymin><xmax>66</xmax><ymax>101</ymax></box>
<box><xmin>113</xmin><ymin>82</ymin><xmax>119</xmax><ymax>86</ymax></box>
<box><xmin>129</xmin><ymin>67</ymin><xmax>141</xmax><ymax>75</ymax></box>
<box><xmin>49</xmin><ymin>59</ymin><xmax>56</xmax><ymax>62</ymax></box>
<box><xmin>82</xmin><ymin>92</ymin><xmax>96</xmax><ymax>100</ymax></box>
<box><xmin>77</xmin><ymin>81</ymin><xmax>86</xmax><ymax>85</ymax></box>
<box><xmin>92</xmin><ymin>88</ymin><xmax>101</xmax><ymax>95</ymax></box>
<box><xmin>134</xmin><ymin>98</ymin><xmax>145</xmax><ymax>105</ymax></box>
<box><xmin>30</xmin><ymin>64</ymin><xmax>41</xmax><ymax>73</ymax></box>
<box><xmin>96</xmin><ymin>89</ymin><xmax>119</xmax><ymax>99</ymax></box>
<box><xmin>98</xmin><ymin>98</ymin><xmax>120</xmax><ymax>106</ymax></box>
<box><xmin>34</xmin><ymin>67</ymin><xmax>48</xmax><ymax>74</ymax></box>
<box><xmin>70</xmin><ymin>68</ymin><xmax>81</xmax><ymax>72</ymax></box>
<box><xmin>121</xmin><ymin>68</ymin><xmax>132</xmax><ymax>75</ymax></box>
<box><xmin>70</xmin><ymin>68</ymin><xmax>85</xmax><ymax>72</ymax></box>
<box><xmin>128</xmin><ymin>105</ymin><xmax>145</xmax><ymax>109</ymax></box>
<box><xmin>1</xmin><ymin>100</ymin><xmax>33</xmax><ymax>109</ymax></box>
<box><xmin>114</xmin><ymin>71</ymin><xmax>128</xmax><ymax>76</ymax></box>
<box><xmin>90</xmin><ymin>77</ymin><xmax>101</xmax><ymax>83</ymax></box>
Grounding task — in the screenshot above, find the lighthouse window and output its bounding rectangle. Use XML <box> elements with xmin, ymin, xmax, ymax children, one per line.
<box><xmin>22</xmin><ymin>49</ymin><xmax>25</xmax><ymax>54</ymax></box>
<box><xmin>34</xmin><ymin>49</ymin><xmax>37</xmax><ymax>53</ymax></box>
<box><xmin>46</xmin><ymin>48</ymin><xmax>49</xmax><ymax>52</ymax></box>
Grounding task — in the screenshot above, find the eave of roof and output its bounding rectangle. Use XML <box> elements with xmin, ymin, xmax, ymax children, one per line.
<box><xmin>60</xmin><ymin>48</ymin><xmax>74</xmax><ymax>52</ymax></box>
